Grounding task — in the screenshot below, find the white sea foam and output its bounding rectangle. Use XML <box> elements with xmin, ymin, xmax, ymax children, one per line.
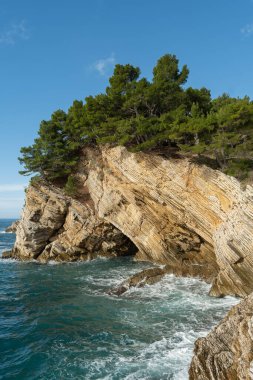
<box><xmin>0</xmin><ymin>242</ymin><xmax>240</xmax><ymax>380</ymax></box>
<box><xmin>0</xmin><ymin>258</ymin><xmax>17</xmax><ymax>263</ymax></box>
<box><xmin>47</xmin><ymin>260</ymin><xmax>61</xmax><ymax>265</ymax></box>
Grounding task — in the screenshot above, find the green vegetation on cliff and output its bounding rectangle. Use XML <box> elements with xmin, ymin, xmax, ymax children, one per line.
<box><xmin>19</xmin><ymin>54</ymin><xmax>253</xmax><ymax>182</ymax></box>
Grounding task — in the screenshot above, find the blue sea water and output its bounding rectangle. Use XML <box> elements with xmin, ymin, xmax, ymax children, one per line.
<box><xmin>0</xmin><ymin>219</ymin><xmax>239</xmax><ymax>380</ymax></box>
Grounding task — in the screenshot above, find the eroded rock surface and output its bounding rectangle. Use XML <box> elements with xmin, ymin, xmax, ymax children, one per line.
<box><xmin>82</xmin><ymin>146</ymin><xmax>253</xmax><ymax>297</ymax></box>
<box><xmin>109</xmin><ymin>263</ymin><xmax>216</xmax><ymax>296</ymax></box>
<box><xmin>189</xmin><ymin>293</ymin><xmax>253</xmax><ymax>380</ymax></box>
<box><xmin>11</xmin><ymin>145</ymin><xmax>253</xmax><ymax>297</ymax></box>
<box><xmin>9</xmin><ymin>145</ymin><xmax>253</xmax><ymax>380</ymax></box>
<box><xmin>109</xmin><ymin>267</ymin><xmax>167</xmax><ymax>295</ymax></box>
<box><xmin>5</xmin><ymin>220</ymin><xmax>19</xmax><ymax>233</ymax></box>
<box><xmin>10</xmin><ymin>183</ymin><xmax>137</xmax><ymax>262</ymax></box>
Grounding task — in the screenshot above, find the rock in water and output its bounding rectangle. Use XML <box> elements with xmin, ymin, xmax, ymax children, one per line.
<box><xmin>109</xmin><ymin>267</ymin><xmax>167</xmax><ymax>295</ymax></box>
<box><xmin>5</xmin><ymin>221</ymin><xmax>19</xmax><ymax>233</ymax></box>
<box><xmin>1</xmin><ymin>251</ymin><xmax>13</xmax><ymax>259</ymax></box>
<box><xmin>189</xmin><ymin>292</ymin><xmax>253</xmax><ymax>380</ymax></box>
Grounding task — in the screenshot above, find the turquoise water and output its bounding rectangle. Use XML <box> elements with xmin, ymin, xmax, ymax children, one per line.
<box><xmin>0</xmin><ymin>219</ymin><xmax>238</xmax><ymax>380</ymax></box>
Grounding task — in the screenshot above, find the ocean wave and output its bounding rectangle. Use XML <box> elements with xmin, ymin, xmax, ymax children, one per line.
<box><xmin>47</xmin><ymin>260</ymin><xmax>61</xmax><ymax>265</ymax></box>
<box><xmin>0</xmin><ymin>257</ymin><xmax>18</xmax><ymax>264</ymax></box>
<box><xmin>0</xmin><ymin>249</ymin><xmax>239</xmax><ymax>380</ymax></box>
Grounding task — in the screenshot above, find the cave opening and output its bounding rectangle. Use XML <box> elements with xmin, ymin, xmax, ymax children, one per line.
<box><xmin>114</xmin><ymin>232</ymin><xmax>139</xmax><ymax>257</ymax></box>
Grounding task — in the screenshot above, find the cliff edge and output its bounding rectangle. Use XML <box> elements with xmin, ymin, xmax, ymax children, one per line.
<box><xmin>10</xmin><ymin>145</ymin><xmax>253</xmax><ymax>298</ymax></box>
<box><xmin>189</xmin><ymin>293</ymin><xmax>253</xmax><ymax>380</ymax></box>
<box><xmin>7</xmin><ymin>145</ymin><xmax>253</xmax><ymax>379</ymax></box>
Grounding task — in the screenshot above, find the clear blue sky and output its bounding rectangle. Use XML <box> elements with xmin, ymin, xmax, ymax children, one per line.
<box><xmin>1</xmin><ymin>0</ymin><xmax>253</xmax><ymax>218</ymax></box>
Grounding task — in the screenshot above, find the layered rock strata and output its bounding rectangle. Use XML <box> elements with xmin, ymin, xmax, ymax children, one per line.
<box><xmin>83</xmin><ymin>146</ymin><xmax>253</xmax><ymax>298</ymax></box>
<box><xmin>9</xmin><ymin>145</ymin><xmax>253</xmax><ymax>297</ymax></box>
<box><xmin>109</xmin><ymin>267</ymin><xmax>167</xmax><ymax>296</ymax></box>
<box><xmin>10</xmin><ymin>183</ymin><xmax>137</xmax><ymax>262</ymax></box>
<box><xmin>5</xmin><ymin>220</ymin><xmax>19</xmax><ymax>233</ymax></box>
<box><xmin>189</xmin><ymin>293</ymin><xmax>253</xmax><ymax>380</ymax></box>
<box><xmin>8</xmin><ymin>145</ymin><xmax>253</xmax><ymax>379</ymax></box>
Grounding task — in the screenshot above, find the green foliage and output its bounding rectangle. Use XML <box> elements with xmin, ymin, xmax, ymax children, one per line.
<box><xmin>19</xmin><ymin>110</ymin><xmax>78</xmax><ymax>180</ymax></box>
<box><xmin>19</xmin><ymin>53</ymin><xmax>253</xmax><ymax>183</ymax></box>
<box><xmin>30</xmin><ymin>175</ymin><xmax>42</xmax><ymax>186</ymax></box>
<box><xmin>185</xmin><ymin>87</ymin><xmax>212</xmax><ymax>115</ymax></box>
<box><xmin>153</xmin><ymin>54</ymin><xmax>189</xmax><ymax>86</ymax></box>
<box><xmin>224</xmin><ymin>159</ymin><xmax>252</xmax><ymax>181</ymax></box>
<box><xmin>64</xmin><ymin>175</ymin><xmax>79</xmax><ymax>197</ymax></box>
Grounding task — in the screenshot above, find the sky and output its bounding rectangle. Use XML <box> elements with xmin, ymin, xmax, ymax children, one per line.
<box><xmin>1</xmin><ymin>0</ymin><xmax>253</xmax><ymax>218</ymax></box>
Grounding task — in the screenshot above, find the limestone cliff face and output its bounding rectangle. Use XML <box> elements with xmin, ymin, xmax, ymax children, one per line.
<box><xmin>11</xmin><ymin>183</ymin><xmax>137</xmax><ymax>262</ymax></box>
<box><xmin>10</xmin><ymin>145</ymin><xmax>253</xmax><ymax>298</ymax></box>
<box><xmin>83</xmin><ymin>146</ymin><xmax>253</xmax><ymax>298</ymax></box>
<box><xmin>189</xmin><ymin>293</ymin><xmax>253</xmax><ymax>380</ymax></box>
<box><xmin>9</xmin><ymin>145</ymin><xmax>253</xmax><ymax>380</ymax></box>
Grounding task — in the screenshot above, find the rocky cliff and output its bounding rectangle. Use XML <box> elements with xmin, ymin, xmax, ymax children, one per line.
<box><xmin>82</xmin><ymin>146</ymin><xmax>253</xmax><ymax>298</ymax></box>
<box><xmin>189</xmin><ymin>292</ymin><xmax>253</xmax><ymax>380</ymax></box>
<box><xmin>9</xmin><ymin>183</ymin><xmax>137</xmax><ymax>262</ymax></box>
<box><xmin>8</xmin><ymin>145</ymin><xmax>253</xmax><ymax>298</ymax></box>
<box><xmin>7</xmin><ymin>145</ymin><xmax>253</xmax><ymax>379</ymax></box>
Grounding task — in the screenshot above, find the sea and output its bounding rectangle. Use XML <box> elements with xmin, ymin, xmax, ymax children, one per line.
<box><xmin>0</xmin><ymin>218</ymin><xmax>239</xmax><ymax>380</ymax></box>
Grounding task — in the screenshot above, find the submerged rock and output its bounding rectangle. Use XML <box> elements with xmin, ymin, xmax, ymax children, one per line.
<box><xmin>5</xmin><ymin>221</ymin><xmax>19</xmax><ymax>233</ymax></box>
<box><xmin>109</xmin><ymin>263</ymin><xmax>216</xmax><ymax>296</ymax></box>
<box><xmin>189</xmin><ymin>292</ymin><xmax>253</xmax><ymax>380</ymax></box>
<box><xmin>109</xmin><ymin>267</ymin><xmax>167</xmax><ymax>295</ymax></box>
<box><xmin>1</xmin><ymin>250</ymin><xmax>13</xmax><ymax>259</ymax></box>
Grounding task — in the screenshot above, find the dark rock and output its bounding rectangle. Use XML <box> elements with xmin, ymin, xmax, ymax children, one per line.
<box><xmin>5</xmin><ymin>221</ymin><xmax>19</xmax><ymax>233</ymax></box>
<box><xmin>1</xmin><ymin>250</ymin><xmax>13</xmax><ymax>259</ymax></box>
<box><xmin>109</xmin><ymin>267</ymin><xmax>167</xmax><ymax>296</ymax></box>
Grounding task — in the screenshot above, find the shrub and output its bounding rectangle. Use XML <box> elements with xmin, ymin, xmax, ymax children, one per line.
<box><xmin>64</xmin><ymin>176</ymin><xmax>79</xmax><ymax>197</ymax></box>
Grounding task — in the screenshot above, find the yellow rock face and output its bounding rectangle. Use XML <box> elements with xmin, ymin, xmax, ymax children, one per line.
<box><xmin>12</xmin><ymin>146</ymin><xmax>253</xmax><ymax>297</ymax></box>
<box><xmin>12</xmin><ymin>182</ymin><xmax>137</xmax><ymax>263</ymax></box>
<box><xmin>189</xmin><ymin>292</ymin><xmax>253</xmax><ymax>380</ymax></box>
<box><xmin>83</xmin><ymin>146</ymin><xmax>253</xmax><ymax>297</ymax></box>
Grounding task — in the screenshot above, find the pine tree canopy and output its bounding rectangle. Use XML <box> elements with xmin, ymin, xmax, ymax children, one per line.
<box><xmin>19</xmin><ymin>54</ymin><xmax>253</xmax><ymax>183</ymax></box>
